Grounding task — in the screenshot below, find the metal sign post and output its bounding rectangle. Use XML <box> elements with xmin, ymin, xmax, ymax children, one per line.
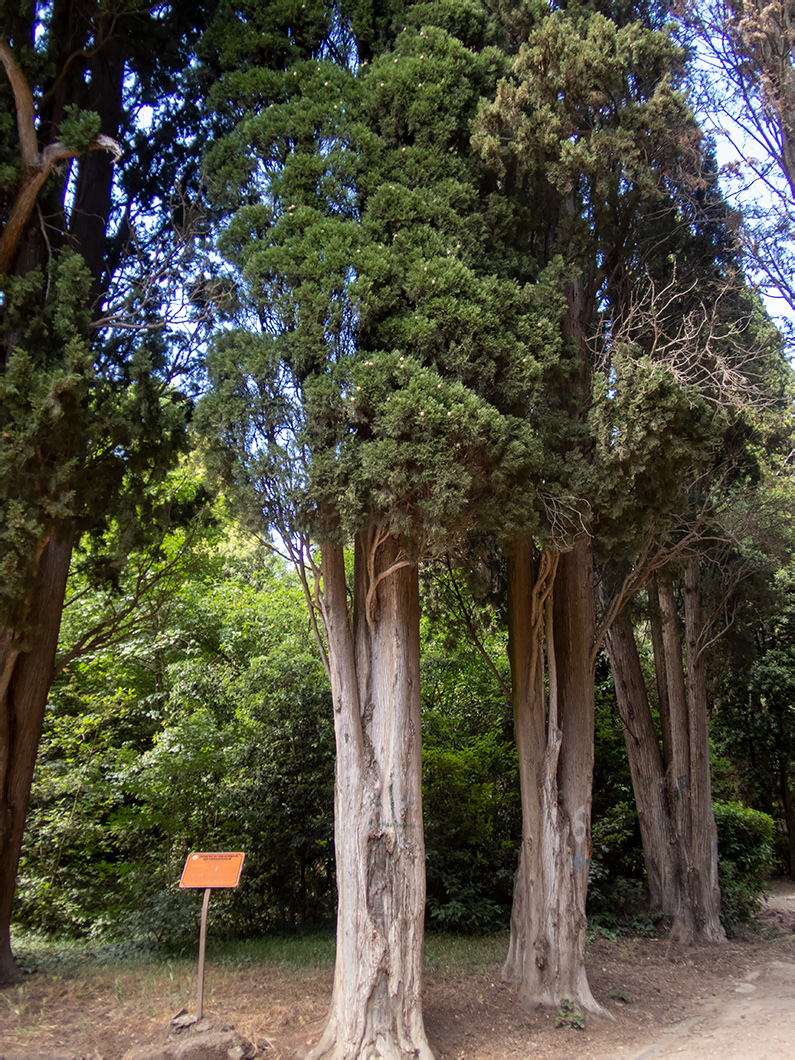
<box><xmin>178</xmin><ymin>852</ymin><xmax>245</xmax><ymax>1022</ymax></box>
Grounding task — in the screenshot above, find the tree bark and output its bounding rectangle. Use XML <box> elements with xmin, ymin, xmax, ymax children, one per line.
<box><xmin>502</xmin><ymin>535</ymin><xmax>604</xmax><ymax>1018</ymax></box>
<box><xmin>603</xmin><ymin>601</ymin><xmax>678</xmax><ymax>911</ymax></box>
<box><xmin>781</xmin><ymin>772</ymin><xmax>795</xmax><ymax>881</ymax></box>
<box><xmin>682</xmin><ymin>556</ymin><xmax>723</xmax><ymax>942</ymax></box>
<box><xmin>309</xmin><ymin>531</ymin><xmax>431</xmax><ymax>1060</ymax></box>
<box><xmin>0</xmin><ymin>532</ymin><xmax>73</xmax><ymax>985</ymax></box>
<box><xmin>608</xmin><ymin>568</ymin><xmax>724</xmax><ymax>944</ymax></box>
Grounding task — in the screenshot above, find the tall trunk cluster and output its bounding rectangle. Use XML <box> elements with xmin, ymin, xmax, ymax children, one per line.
<box><xmin>502</xmin><ymin>536</ymin><xmax>605</xmax><ymax>1015</ymax></box>
<box><xmin>604</xmin><ymin>558</ymin><xmax>724</xmax><ymax>944</ymax></box>
<box><xmin>310</xmin><ymin>532</ymin><xmax>432</xmax><ymax>1060</ymax></box>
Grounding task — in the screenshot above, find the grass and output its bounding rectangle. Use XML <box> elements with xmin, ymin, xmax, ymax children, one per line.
<box><xmin>9</xmin><ymin>927</ymin><xmax>509</xmax><ymax>979</ymax></box>
<box><xmin>424</xmin><ymin>930</ymin><xmax>509</xmax><ymax>973</ymax></box>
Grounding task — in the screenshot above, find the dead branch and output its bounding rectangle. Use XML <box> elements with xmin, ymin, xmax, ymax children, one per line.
<box><xmin>593</xmin><ymin>263</ymin><xmax>777</xmax><ymax>412</ymax></box>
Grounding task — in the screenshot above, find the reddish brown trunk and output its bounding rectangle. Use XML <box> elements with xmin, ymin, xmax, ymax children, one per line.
<box><xmin>0</xmin><ymin>533</ymin><xmax>73</xmax><ymax>985</ymax></box>
<box><xmin>310</xmin><ymin>531</ymin><xmax>431</xmax><ymax>1060</ymax></box>
<box><xmin>503</xmin><ymin>535</ymin><xmax>604</xmax><ymax>1017</ymax></box>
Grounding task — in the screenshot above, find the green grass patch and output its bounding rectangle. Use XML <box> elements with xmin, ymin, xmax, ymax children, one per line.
<box><xmin>10</xmin><ymin>928</ymin><xmax>509</xmax><ymax>978</ymax></box>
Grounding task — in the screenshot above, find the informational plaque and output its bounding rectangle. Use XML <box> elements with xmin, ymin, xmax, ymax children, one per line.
<box><xmin>179</xmin><ymin>852</ymin><xmax>245</xmax><ymax>889</ymax></box>
<box><xmin>174</xmin><ymin>851</ymin><xmax>246</xmax><ymax>1024</ymax></box>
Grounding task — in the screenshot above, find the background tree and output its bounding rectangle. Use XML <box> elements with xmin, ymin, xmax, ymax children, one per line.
<box><xmin>707</xmin><ymin>469</ymin><xmax>795</xmax><ymax>876</ymax></box>
<box><xmin>18</xmin><ymin>525</ymin><xmax>337</xmax><ymax>943</ymax></box>
<box><xmin>0</xmin><ymin>0</ymin><xmax>215</xmax><ymax>984</ymax></box>
<box><xmin>680</xmin><ymin>0</ymin><xmax>795</xmax><ymax>342</ymax></box>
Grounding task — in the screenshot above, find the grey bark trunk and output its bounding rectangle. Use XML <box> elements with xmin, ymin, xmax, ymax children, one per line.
<box><xmin>0</xmin><ymin>532</ymin><xmax>73</xmax><ymax>985</ymax></box>
<box><xmin>612</xmin><ymin>568</ymin><xmax>724</xmax><ymax>944</ymax></box>
<box><xmin>309</xmin><ymin>531</ymin><xmax>431</xmax><ymax>1060</ymax></box>
<box><xmin>502</xmin><ymin>535</ymin><xmax>604</xmax><ymax>1018</ymax></box>
<box><xmin>602</xmin><ymin>601</ymin><xmax>678</xmax><ymax>911</ymax></box>
<box><xmin>682</xmin><ymin>556</ymin><xmax>723</xmax><ymax>942</ymax></box>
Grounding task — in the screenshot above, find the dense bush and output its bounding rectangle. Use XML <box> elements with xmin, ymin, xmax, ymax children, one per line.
<box><xmin>585</xmin><ymin>660</ymin><xmax>651</xmax><ymax>934</ymax></box>
<box><xmin>714</xmin><ymin>799</ymin><xmax>775</xmax><ymax>930</ymax></box>
<box><xmin>587</xmin><ymin>801</ymin><xmax>651</xmax><ymax>935</ymax></box>
<box><xmin>18</xmin><ymin>542</ymin><xmax>523</xmax><ymax>944</ymax></box>
<box><xmin>423</xmin><ymin>734</ymin><xmax>519</xmax><ymax>931</ymax></box>
<box><xmin>420</xmin><ymin>601</ymin><xmax>520</xmax><ymax>932</ymax></box>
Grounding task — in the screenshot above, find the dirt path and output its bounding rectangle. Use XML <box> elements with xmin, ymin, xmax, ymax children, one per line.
<box><xmin>623</xmin><ymin>881</ymin><xmax>795</xmax><ymax>1060</ymax></box>
<box><xmin>1</xmin><ymin>882</ymin><xmax>794</xmax><ymax>1059</ymax></box>
<box><xmin>628</xmin><ymin>960</ymin><xmax>795</xmax><ymax>1059</ymax></box>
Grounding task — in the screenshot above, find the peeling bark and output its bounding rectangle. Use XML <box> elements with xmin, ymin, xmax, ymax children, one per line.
<box><xmin>309</xmin><ymin>532</ymin><xmax>431</xmax><ymax>1060</ymax></box>
<box><xmin>503</xmin><ymin>535</ymin><xmax>605</xmax><ymax>1019</ymax></box>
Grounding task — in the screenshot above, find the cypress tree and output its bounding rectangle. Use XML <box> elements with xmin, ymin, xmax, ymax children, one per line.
<box><xmin>198</xmin><ymin>2</ymin><xmax>566</xmax><ymax>1052</ymax></box>
<box><xmin>470</xmin><ymin>0</ymin><xmax>772</xmax><ymax>1007</ymax></box>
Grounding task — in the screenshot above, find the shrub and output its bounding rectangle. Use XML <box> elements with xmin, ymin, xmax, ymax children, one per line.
<box><xmin>422</xmin><ymin>734</ymin><xmax>519</xmax><ymax>932</ymax></box>
<box><xmin>587</xmin><ymin>801</ymin><xmax>652</xmax><ymax>935</ymax></box>
<box><xmin>714</xmin><ymin>800</ymin><xmax>775</xmax><ymax>930</ymax></box>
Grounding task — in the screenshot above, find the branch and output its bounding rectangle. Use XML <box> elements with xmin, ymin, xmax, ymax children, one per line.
<box><xmin>285</xmin><ymin>533</ymin><xmax>331</xmax><ymax>681</ymax></box>
<box><xmin>54</xmin><ymin>532</ymin><xmax>196</xmax><ymax>675</ymax></box>
<box><xmin>0</xmin><ymin>39</ymin><xmax>122</xmax><ymax>275</ymax></box>
<box><xmin>0</xmin><ymin>40</ymin><xmax>38</xmax><ymax>165</ymax></box>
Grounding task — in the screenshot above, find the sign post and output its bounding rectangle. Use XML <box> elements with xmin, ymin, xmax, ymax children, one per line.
<box><xmin>178</xmin><ymin>852</ymin><xmax>245</xmax><ymax>1022</ymax></box>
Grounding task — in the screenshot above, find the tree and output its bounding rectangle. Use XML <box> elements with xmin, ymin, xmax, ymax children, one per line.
<box><xmin>703</xmin><ymin>469</ymin><xmax>795</xmax><ymax>877</ymax></box>
<box><xmin>680</xmin><ymin>0</ymin><xmax>795</xmax><ymax>334</ymax></box>
<box><xmin>602</xmin><ymin>560</ymin><xmax>724</xmax><ymax>941</ymax></box>
<box><xmin>471</xmin><ymin>0</ymin><xmax>729</xmax><ymax>1010</ymax></box>
<box><xmin>18</xmin><ymin>526</ymin><xmax>337</xmax><ymax>941</ymax></box>
<box><xmin>198</xmin><ymin>2</ymin><xmax>562</xmax><ymax>1052</ymax></box>
<box><xmin>0</xmin><ymin>1</ymin><xmax>214</xmax><ymax>985</ymax></box>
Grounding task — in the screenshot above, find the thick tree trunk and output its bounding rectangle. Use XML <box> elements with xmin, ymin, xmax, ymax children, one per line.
<box><xmin>502</xmin><ymin>535</ymin><xmax>604</xmax><ymax>1018</ymax></box>
<box><xmin>0</xmin><ymin>532</ymin><xmax>73</xmax><ymax>985</ymax></box>
<box><xmin>309</xmin><ymin>531</ymin><xmax>431</xmax><ymax>1060</ymax></box>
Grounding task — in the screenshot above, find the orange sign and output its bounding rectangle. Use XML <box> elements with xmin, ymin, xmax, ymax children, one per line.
<box><xmin>179</xmin><ymin>852</ymin><xmax>245</xmax><ymax>889</ymax></box>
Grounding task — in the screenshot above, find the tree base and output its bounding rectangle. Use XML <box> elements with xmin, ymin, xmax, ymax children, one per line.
<box><xmin>0</xmin><ymin>947</ymin><xmax>21</xmax><ymax>989</ymax></box>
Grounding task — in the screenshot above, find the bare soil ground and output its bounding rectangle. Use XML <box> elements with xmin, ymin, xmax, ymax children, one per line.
<box><xmin>2</xmin><ymin>881</ymin><xmax>794</xmax><ymax>1060</ymax></box>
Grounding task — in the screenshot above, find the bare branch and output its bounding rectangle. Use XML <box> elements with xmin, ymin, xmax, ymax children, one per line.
<box><xmin>593</xmin><ymin>264</ymin><xmax>777</xmax><ymax>412</ymax></box>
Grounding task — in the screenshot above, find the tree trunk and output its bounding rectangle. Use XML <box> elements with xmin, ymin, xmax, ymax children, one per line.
<box><xmin>309</xmin><ymin>531</ymin><xmax>431</xmax><ymax>1060</ymax></box>
<box><xmin>781</xmin><ymin>773</ymin><xmax>795</xmax><ymax>881</ymax></box>
<box><xmin>603</xmin><ymin>602</ymin><xmax>678</xmax><ymax>911</ymax></box>
<box><xmin>642</xmin><ymin>570</ymin><xmax>724</xmax><ymax>944</ymax></box>
<box><xmin>682</xmin><ymin>556</ymin><xmax>723</xmax><ymax>942</ymax></box>
<box><xmin>0</xmin><ymin>532</ymin><xmax>73</xmax><ymax>985</ymax></box>
<box><xmin>502</xmin><ymin>535</ymin><xmax>604</xmax><ymax>1017</ymax></box>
